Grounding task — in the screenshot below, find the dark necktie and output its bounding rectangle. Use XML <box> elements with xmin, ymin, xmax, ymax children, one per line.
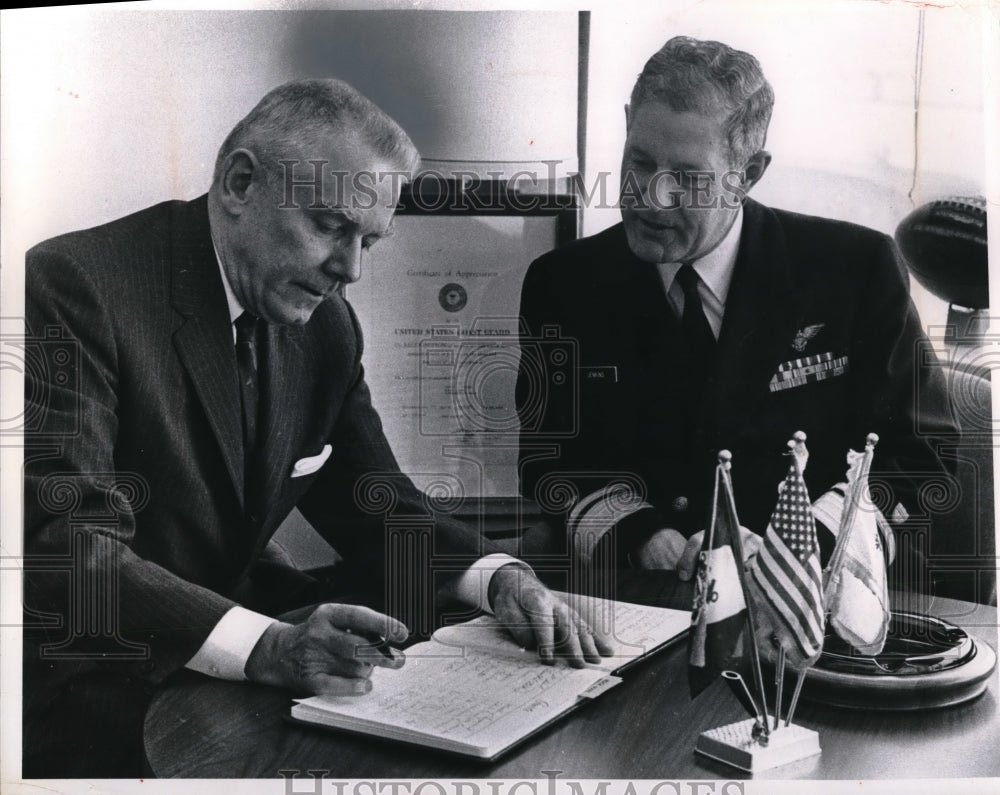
<box><xmin>675</xmin><ymin>264</ymin><xmax>716</xmax><ymax>362</ymax></box>
<box><xmin>675</xmin><ymin>264</ymin><xmax>717</xmax><ymax>424</ymax></box>
<box><xmin>234</xmin><ymin>311</ymin><xmax>260</xmax><ymax>459</ymax></box>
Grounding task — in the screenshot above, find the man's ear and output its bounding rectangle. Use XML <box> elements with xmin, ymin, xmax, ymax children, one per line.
<box><xmin>216</xmin><ymin>149</ymin><xmax>261</xmax><ymax>215</ymax></box>
<box><xmin>624</xmin><ymin>103</ymin><xmax>632</xmax><ymax>130</ymax></box>
<box><xmin>742</xmin><ymin>150</ymin><xmax>771</xmax><ymax>193</ymax></box>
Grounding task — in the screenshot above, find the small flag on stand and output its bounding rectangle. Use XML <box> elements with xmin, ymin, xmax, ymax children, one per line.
<box><xmin>692</xmin><ymin>443</ymin><xmax>825</xmax><ymax>770</ymax></box>
<box><xmin>688</xmin><ymin>456</ymin><xmax>751</xmax><ymax>699</ymax></box>
<box><xmin>824</xmin><ymin>435</ymin><xmax>889</xmax><ymax>656</ymax></box>
<box><xmin>748</xmin><ymin>435</ymin><xmax>825</xmax><ymax>671</ymax></box>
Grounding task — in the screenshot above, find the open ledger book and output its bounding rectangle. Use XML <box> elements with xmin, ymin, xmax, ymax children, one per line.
<box><xmin>291</xmin><ymin>595</ymin><xmax>690</xmax><ymax>759</ymax></box>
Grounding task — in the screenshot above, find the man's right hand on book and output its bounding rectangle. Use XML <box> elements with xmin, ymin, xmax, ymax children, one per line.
<box><xmin>487</xmin><ymin>564</ymin><xmax>614</xmax><ymax>668</ymax></box>
<box><xmin>244</xmin><ymin>603</ymin><xmax>408</xmax><ymax>696</ymax></box>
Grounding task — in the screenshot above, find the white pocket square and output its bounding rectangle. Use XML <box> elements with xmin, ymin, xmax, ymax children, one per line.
<box><xmin>290</xmin><ymin>444</ymin><xmax>332</xmax><ymax>478</ymax></box>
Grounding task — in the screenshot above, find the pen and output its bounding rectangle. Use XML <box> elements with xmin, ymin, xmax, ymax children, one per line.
<box><xmin>349</xmin><ymin>628</ymin><xmax>397</xmax><ymax>662</ymax></box>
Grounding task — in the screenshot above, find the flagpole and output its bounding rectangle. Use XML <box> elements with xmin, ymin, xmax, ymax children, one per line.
<box><xmin>718</xmin><ymin>450</ymin><xmax>771</xmax><ymax>738</ymax></box>
<box><xmin>785</xmin><ymin>669</ymin><xmax>808</xmax><ymax>727</ymax></box>
<box><xmin>823</xmin><ymin>433</ymin><xmax>879</xmax><ymax>602</ymax></box>
<box><xmin>773</xmin><ymin>647</ymin><xmax>786</xmax><ymax>729</ymax></box>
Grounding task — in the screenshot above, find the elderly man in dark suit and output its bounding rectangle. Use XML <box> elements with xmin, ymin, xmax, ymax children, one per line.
<box><xmin>23</xmin><ymin>79</ymin><xmax>610</xmax><ymax>777</ymax></box>
<box><xmin>517</xmin><ymin>37</ymin><xmax>955</xmax><ymax>582</ymax></box>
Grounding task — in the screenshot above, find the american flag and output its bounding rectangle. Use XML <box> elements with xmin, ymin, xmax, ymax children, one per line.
<box><xmin>749</xmin><ymin>458</ymin><xmax>825</xmax><ymax>662</ymax></box>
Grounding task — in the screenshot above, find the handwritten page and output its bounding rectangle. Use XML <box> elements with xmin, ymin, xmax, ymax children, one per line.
<box><xmin>291</xmin><ymin>597</ymin><xmax>689</xmax><ymax>757</ymax></box>
<box><xmin>294</xmin><ymin>641</ymin><xmax>613</xmax><ymax>756</ymax></box>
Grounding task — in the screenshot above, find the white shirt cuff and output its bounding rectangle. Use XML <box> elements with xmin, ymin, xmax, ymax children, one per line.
<box><xmin>451</xmin><ymin>553</ymin><xmax>529</xmax><ymax>614</ymax></box>
<box><xmin>185</xmin><ymin>606</ymin><xmax>278</xmax><ymax>681</ymax></box>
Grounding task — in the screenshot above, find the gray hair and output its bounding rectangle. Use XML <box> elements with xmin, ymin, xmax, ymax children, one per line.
<box><xmin>213</xmin><ymin>78</ymin><xmax>420</xmax><ymax>182</ymax></box>
<box><xmin>629</xmin><ymin>36</ymin><xmax>774</xmax><ymax>167</ymax></box>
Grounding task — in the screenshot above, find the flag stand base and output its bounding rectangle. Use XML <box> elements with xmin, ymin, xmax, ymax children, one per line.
<box><xmin>695</xmin><ymin>718</ymin><xmax>820</xmax><ymax>773</ymax></box>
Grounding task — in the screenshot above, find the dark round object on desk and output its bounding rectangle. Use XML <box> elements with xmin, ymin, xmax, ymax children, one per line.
<box><xmin>894</xmin><ymin>196</ymin><xmax>988</xmax><ymax>309</ymax></box>
<box><xmin>802</xmin><ymin>612</ymin><xmax>997</xmax><ymax>710</ymax></box>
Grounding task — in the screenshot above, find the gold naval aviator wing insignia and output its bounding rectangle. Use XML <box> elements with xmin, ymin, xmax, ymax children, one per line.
<box><xmin>792</xmin><ymin>323</ymin><xmax>825</xmax><ymax>352</ymax></box>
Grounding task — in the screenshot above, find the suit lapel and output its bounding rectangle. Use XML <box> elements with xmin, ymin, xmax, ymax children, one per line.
<box><xmin>169</xmin><ymin>196</ymin><xmax>246</xmax><ymax>507</ymax></box>
<box><xmin>602</xmin><ymin>225</ymin><xmax>677</xmax><ymax>373</ymax></box>
<box><xmin>599</xmin><ymin>230</ymin><xmax>683</xmax><ymax>452</ymax></box>
<box><xmin>712</xmin><ymin>199</ymin><xmax>805</xmax><ymax>429</ymax></box>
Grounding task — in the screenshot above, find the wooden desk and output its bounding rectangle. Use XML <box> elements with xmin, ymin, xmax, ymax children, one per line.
<box><xmin>144</xmin><ymin>585</ymin><xmax>999</xmax><ymax>779</ymax></box>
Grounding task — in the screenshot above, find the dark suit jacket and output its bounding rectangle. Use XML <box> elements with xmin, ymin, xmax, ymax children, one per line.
<box><xmin>23</xmin><ymin>196</ymin><xmax>496</xmax><ymax>694</ymax></box>
<box><xmin>517</xmin><ymin>199</ymin><xmax>957</xmax><ymax>558</ymax></box>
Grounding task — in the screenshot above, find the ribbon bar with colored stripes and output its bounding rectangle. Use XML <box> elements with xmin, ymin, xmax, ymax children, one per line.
<box><xmin>769</xmin><ymin>353</ymin><xmax>849</xmax><ymax>392</ymax></box>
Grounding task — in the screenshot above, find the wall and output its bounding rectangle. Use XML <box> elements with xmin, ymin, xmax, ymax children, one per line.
<box><xmin>1</xmin><ymin>2</ymin><xmax>993</xmax><ymax>499</ymax></box>
<box><xmin>583</xmin><ymin>1</ymin><xmax>990</xmax><ymax>332</ymax></box>
<box><xmin>0</xmin><ymin>6</ymin><xmax>581</xmax><ymax>544</ymax></box>
<box><xmin>1</xmin><ymin>7</ymin><xmax>577</xmax><ymax>313</ymax></box>
<box><xmin>4</xmin><ymin>4</ymin><xmax>988</xmax><ymax>322</ymax></box>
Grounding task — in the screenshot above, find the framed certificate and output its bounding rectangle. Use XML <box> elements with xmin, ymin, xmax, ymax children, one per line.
<box><xmin>347</xmin><ymin>181</ymin><xmax>578</xmax><ymax>502</ymax></box>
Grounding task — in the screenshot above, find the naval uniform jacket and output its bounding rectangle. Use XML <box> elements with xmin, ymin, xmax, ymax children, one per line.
<box><xmin>516</xmin><ymin>198</ymin><xmax>957</xmax><ymax>559</ymax></box>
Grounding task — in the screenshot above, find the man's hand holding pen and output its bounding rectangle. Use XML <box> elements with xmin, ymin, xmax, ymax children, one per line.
<box><xmin>244</xmin><ymin>603</ymin><xmax>407</xmax><ymax>697</ymax></box>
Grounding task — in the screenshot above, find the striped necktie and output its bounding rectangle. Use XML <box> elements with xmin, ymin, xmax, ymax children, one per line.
<box><xmin>234</xmin><ymin>311</ymin><xmax>261</xmax><ymax>458</ymax></box>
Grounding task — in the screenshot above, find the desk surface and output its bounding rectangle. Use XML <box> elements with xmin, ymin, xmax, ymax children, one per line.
<box><xmin>145</xmin><ymin>584</ymin><xmax>999</xmax><ymax>779</ymax></box>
